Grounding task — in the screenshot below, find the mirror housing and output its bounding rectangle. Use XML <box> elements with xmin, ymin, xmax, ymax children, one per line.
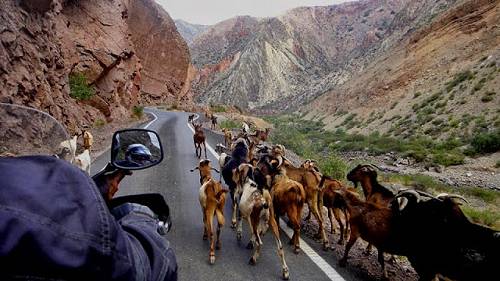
<box><xmin>111</xmin><ymin>129</ymin><xmax>163</xmax><ymax>170</ymax></box>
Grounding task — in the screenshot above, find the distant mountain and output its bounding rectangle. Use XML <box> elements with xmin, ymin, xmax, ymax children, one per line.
<box><xmin>174</xmin><ymin>19</ymin><xmax>209</xmax><ymax>45</ymax></box>
<box><xmin>188</xmin><ymin>0</ymin><xmax>462</xmax><ymax>112</ymax></box>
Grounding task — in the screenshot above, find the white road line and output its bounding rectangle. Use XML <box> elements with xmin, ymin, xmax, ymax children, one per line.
<box><xmin>143</xmin><ymin>110</ymin><xmax>158</xmax><ymax>129</ymax></box>
<box><xmin>186</xmin><ymin>113</ymin><xmax>345</xmax><ymax>281</ymax></box>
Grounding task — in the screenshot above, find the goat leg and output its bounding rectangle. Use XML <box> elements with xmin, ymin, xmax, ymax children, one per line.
<box><xmin>309</xmin><ymin>198</ymin><xmax>329</xmax><ymax>250</ymax></box>
<box><xmin>207</xmin><ymin>211</ymin><xmax>216</xmax><ymax>265</ymax></box>
<box><xmin>378</xmin><ymin>250</ymin><xmax>388</xmax><ymax>279</ymax></box>
<box><xmin>269</xmin><ymin>210</ymin><xmax>290</xmax><ymax>280</ymax></box>
<box><xmin>339</xmin><ymin>231</ymin><xmax>358</xmax><ymax>267</ymax></box>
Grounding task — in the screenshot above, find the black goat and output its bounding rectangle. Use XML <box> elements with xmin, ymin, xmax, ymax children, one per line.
<box><xmin>221</xmin><ymin>138</ymin><xmax>249</xmax><ymax>228</ymax></box>
<box><xmin>392</xmin><ymin>191</ymin><xmax>500</xmax><ymax>281</ymax></box>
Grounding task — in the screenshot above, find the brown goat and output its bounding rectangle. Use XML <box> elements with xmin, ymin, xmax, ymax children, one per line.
<box><xmin>194</xmin><ymin>160</ymin><xmax>228</xmax><ymax>264</ymax></box>
<box><xmin>271</xmin><ymin>168</ymin><xmax>306</xmax><ymax>254</ymax></box>
<box><xmin>222</xmin><ymin>128</ymin><xmax>232</xmax><ymax>147</ymax></box>
<box><xmin>337</xmin><ymin>189</ymin><xmax>399</xmax><ymax>279</ymax></box>
<box><xmin>347</xmin><ymin>164</ymin><xmax>397</xmax><ymax>255</ymax></box>
<box><xmin>282</xmin><ymin>162</ymin><xmax>329</xmax><ymax>250</ymax></box>
<box><xmin>193</xmin><ymin>123</ymin><xmax>207</xmax><ymax>158</ymax></box>
<box><xmin>318</xmin><ymin>176</ymin><xmax>351</xmax><ymax>245</ymax></box>
<box><xmin>253</xmin><ymin>128</ymin><xmax>271</xmax><ymax>142</ymax></box>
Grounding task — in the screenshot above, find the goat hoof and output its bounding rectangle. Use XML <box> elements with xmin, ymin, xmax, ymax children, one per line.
<box><xmin>203</xmin><ymin>234</ymin><xmax>208</xmax><ymax>240</ymax></box>
<box><xmin>322</xmin><ymin>243</ymin><xmax>329</xmax><ymax>251</ymax></box>
<box><xmin>231</xmin><ymin>222</ymin><xmax>237</xmax><ymax>229</ymax></box>
<box><xmin>338</xmin><ymin>239</ymin><xmax>344</xmax><ymax>245</ymax></box>
<box><xmin>236</xmin><ymin>232</ymin><xmax>242</xmax><ymax>241</ymax></box>
<box><xmin>209</xmin><ymin>255</ymin><xmax>215</xmax><ymax>265</ymax></box>
<box><xmin>338</xmin><ymin>259</ymin><xmax>347</xmax><ymax>267</ymax></box>
<box><xmin>282</xmin><ymin>268</ymin><xmax>290</xmax><ymax>280</ymax></box>
<box><xmin>248</xmin><ymin>257</ymin><xmax>256</xmax><ymax>265</ymax></box>
<box><xmin>216</xmin><ymin>244</ymin><xmax>221</xmax><ymax>250</ymax></box>
<box><xmin>293</xmin><ymin>247</ymin><xmax>300</xmax><ymax>255</ymax></box>
<box><xmin>246</xmin><ymin>241</ymin><xmax>253</xmax><ymax>249</ymax></box>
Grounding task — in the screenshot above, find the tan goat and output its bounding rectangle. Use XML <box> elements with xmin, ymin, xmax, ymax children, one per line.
<box><xmin>282</xmin><ymin>162</ymin><xmax>329</xmax><ymax>250</ymax></box>
<box><xmin>191</xmin><ymin>159</ymin><xmax>228</xmax><ymax>264</ymax></box>
<box><xmin>271</xmin><ymin>168</ymin><xmax>306</xmax><ymax>254</ymax></box>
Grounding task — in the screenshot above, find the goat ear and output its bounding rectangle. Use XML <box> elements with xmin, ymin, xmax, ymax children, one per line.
<box><xmin>190</xmin><ymin>167</ymin><xmax>199</xmax><ymax>172</ymax></box>
<box><xmin>211</xmin><ymin>167</ymin><xmax>220</xmax><ymax>173</ymax></box>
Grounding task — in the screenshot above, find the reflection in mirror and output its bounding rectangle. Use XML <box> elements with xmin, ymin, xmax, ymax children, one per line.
<box><xmin>112</xmin><ymin>130</ymin><xmax>163</xmax><ymax>170</ymax></box>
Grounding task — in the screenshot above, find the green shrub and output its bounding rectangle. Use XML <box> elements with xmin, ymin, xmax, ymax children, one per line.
<box><xmin>210</xmin><ymin>104</ymin><xmax>226</xmax><ymax>113</ymax></box>
<box><xmin>470</xmin><ymin>130</ymin><xmax>500</xmax><ymax>154</ymax></box>
<box><xmin>462</xmin><ymin>206</ymin><xmax>500</xmax><ymax>228</ymax></box>
<box><xmin>481</xmin><ymin>95</ymin><xmax>493</xmax><ymax>102</ymax></box>
<box><xmin>132</xmin><ymin>105</ymin><xmax>144</xmax><ymax>119</ymax></box>
<box><xmin>496</xmin><ymin>160</ymin><xmax>500</xmax><ymax>168</ymax></box>
<box><xmin>220</xmin><ymin>119</ymin><xmax>241</xmax><ymax>129</ymax></box>
<box><xmin>446</xmin><ymin>70</ymin><xmax>474</xmax><ymax>92</ymax></box>
<box><xmin>413</xmin><ymin>92</ymin><xmax>422</xmax><ymax>98</ymax></box>
<box><xmin>432</xmin><ymin>150</ymin><xmax>464</xmax><ymax>166</ymax></box>
<box><xmin>93</xmin><ymin>119</ymin><xmax>105</xmax><ymax>128</ymax></box>
<box><xmin>318</xmin><ymin>155</ymin><xmax>348</xmax><ymax>180</ymax></box>
<box><xmin>69</xmin><ymin>73</ymin><xmax>94</xmax><ymax>100</ymax></box>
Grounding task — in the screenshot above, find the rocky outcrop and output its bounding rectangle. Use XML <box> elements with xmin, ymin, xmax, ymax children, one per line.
<box><xmin>188</xmin><ymin>0</ymin><xmax>461</xmax><ymax>112</ymax></box>
<box><xmin>0</xmin><ymin>0</ymin><xmax>189</xmax><ymax>134</ymax></box>
<box><xmin>127</xmin><ymin>0</ymin><xmax>190</xmax><ymax>105</ymax></box>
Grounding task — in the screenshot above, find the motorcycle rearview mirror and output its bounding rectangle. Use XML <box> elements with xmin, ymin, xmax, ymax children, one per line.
<box><xmin>111</xmin><ymin>129</ymin><xmax>163</xmax><ymax>170</ymax></box>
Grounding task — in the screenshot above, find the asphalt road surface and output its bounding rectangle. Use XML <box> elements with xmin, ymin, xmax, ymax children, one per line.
<box><xmin>91</xmin><ymin>108</ymin><xmax>369</xmax><ymax>281</ymax></box>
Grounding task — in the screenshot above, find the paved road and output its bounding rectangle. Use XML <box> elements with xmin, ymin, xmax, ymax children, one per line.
<box><xmin>91</xmin><ymin>109</ymin><xmax>369</xmax><ymax>281</ymax></box>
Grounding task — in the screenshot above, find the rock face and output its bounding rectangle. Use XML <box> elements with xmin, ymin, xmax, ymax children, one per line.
<box><xmin>0</xmin><ymin>0</ymin><xmax>189</xmax><ymax>134</ymax></box>
<box><xmin>174</xmin><ymin>19</ymin><xmax>209</xmax><ymax>45</ymax></box>
<box><xmin>188</xmin><ymin>0</ymin><xmax>459</xmax><ymax>112</ymax></box>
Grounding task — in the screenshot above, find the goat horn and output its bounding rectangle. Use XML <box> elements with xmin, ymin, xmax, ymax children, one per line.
<box><xmin>211</xmin><ymin>167</ymin><xmax>220</xmax><ymax>173</ymax></box>
<box><xmin>397</xmin><ymin>197</ymin><xmax>409</xmax><ymax>211</ymax></box>
<box><xmin>436</xmin><ymin>193</ymin><xmax>469</xmax><ymax>204</ymax></box>
<box><xmin>395</xmin><ymin>189</ymin><xmax>421</xmax><ymax>203</ymax></box>
<box><xmin>369</xmin><ymin>164</ymin><xmax>383</xmax><ymax>171</ymax></box>
<box><xmin>415</xmin><ymin>190</ymin><xmax>439</xmax><ymax>199</ymax></box>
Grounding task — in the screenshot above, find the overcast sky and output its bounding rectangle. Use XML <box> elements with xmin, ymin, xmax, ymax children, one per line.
<box><xmin>158</xmin><ymin>0</ymin><xmax>350</xmax><ymax>25</ymax></box>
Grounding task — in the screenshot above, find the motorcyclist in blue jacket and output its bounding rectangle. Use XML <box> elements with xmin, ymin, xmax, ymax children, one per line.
<box><xmin>0</xmin><ymin>155</ymin><xmax>177</xmax><ymax>280</ymax></box>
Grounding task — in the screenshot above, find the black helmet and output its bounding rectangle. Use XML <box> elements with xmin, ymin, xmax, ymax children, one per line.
<box><xmin>125</xmin><ymin>144</ymin><xmax>152</xmax><ymax>166</ymax></box>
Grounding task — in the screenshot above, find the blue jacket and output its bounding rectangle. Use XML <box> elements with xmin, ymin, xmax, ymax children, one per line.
<box><xmin>0</xmin><ymin>156</ymin><xmax>177</xmax><ymax>280</ymax></box>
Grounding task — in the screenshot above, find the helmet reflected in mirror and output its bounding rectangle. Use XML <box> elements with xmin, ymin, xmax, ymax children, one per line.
<box><xmin>111</xmin><ymin>129</ymin><xmax>163</xmax><ymax>170</ymax></box>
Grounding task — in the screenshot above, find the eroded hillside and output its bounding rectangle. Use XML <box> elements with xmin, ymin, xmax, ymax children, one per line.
<box><xmin>185</xmin><ymin>0</ymin><xmax>459</xmax><ymax>112</ymax></box>
<box><xmin>306</xmin><ymin>0</ymin><xmax>499</xmax><ymax>140</ymax></box>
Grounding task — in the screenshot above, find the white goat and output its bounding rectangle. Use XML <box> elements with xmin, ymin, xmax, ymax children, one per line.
<box><xmin>58</xmin><ymin>135</ymin><xmax>77</xmax><ymax>163</ymax></box>
<box><xmin>74</xmin><ymin>149</ymin><xmax>91</xmax><ymax>175</ymax></box>
<box><xmin>237</xmin><ymin>178</ymin><xmax>290</xmax><ymax>279</ymax></box>
<box><xmin>242</xmin><ymin>122</ymin><xmax>250</xmax><ymax>134</ymax></box>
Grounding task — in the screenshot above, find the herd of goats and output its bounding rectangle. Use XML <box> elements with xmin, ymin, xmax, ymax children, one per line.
<box><xmin>190</xmin><ymin>115</ymin><xmax>499</xmax><ymax>281</ymax></box>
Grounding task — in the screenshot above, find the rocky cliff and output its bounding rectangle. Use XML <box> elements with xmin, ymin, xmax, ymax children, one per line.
<box><xmin>0</xmin><ymin>0</ymin><xmax>189</xmax><ymax>134</ymax></box>
<box><xmin>187</xmin><ymin>0</ymin><xmax>458</xmax><ymax>112</ymax></box>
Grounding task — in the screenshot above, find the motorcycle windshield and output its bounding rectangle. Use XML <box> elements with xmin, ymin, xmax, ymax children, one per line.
<box><xmin>0</xmin><ymin>103</ymin><xmax>70</xmax><ymax>159</ymax></box>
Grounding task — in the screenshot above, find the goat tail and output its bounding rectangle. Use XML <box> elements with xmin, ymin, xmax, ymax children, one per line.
<box><xmin>287</xmin><ymin>183</ymin><xmax>305</xmax><ymax>206</ymax></box>
<box><xmin>319</xmin><ymin>175</ymin><xmax>327</xmax><ymax>190</ymax></box>
<box><xmin>216</xmin><ymin>189</ymin><xmax>229</xmax><ymax>200</ymax></box>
